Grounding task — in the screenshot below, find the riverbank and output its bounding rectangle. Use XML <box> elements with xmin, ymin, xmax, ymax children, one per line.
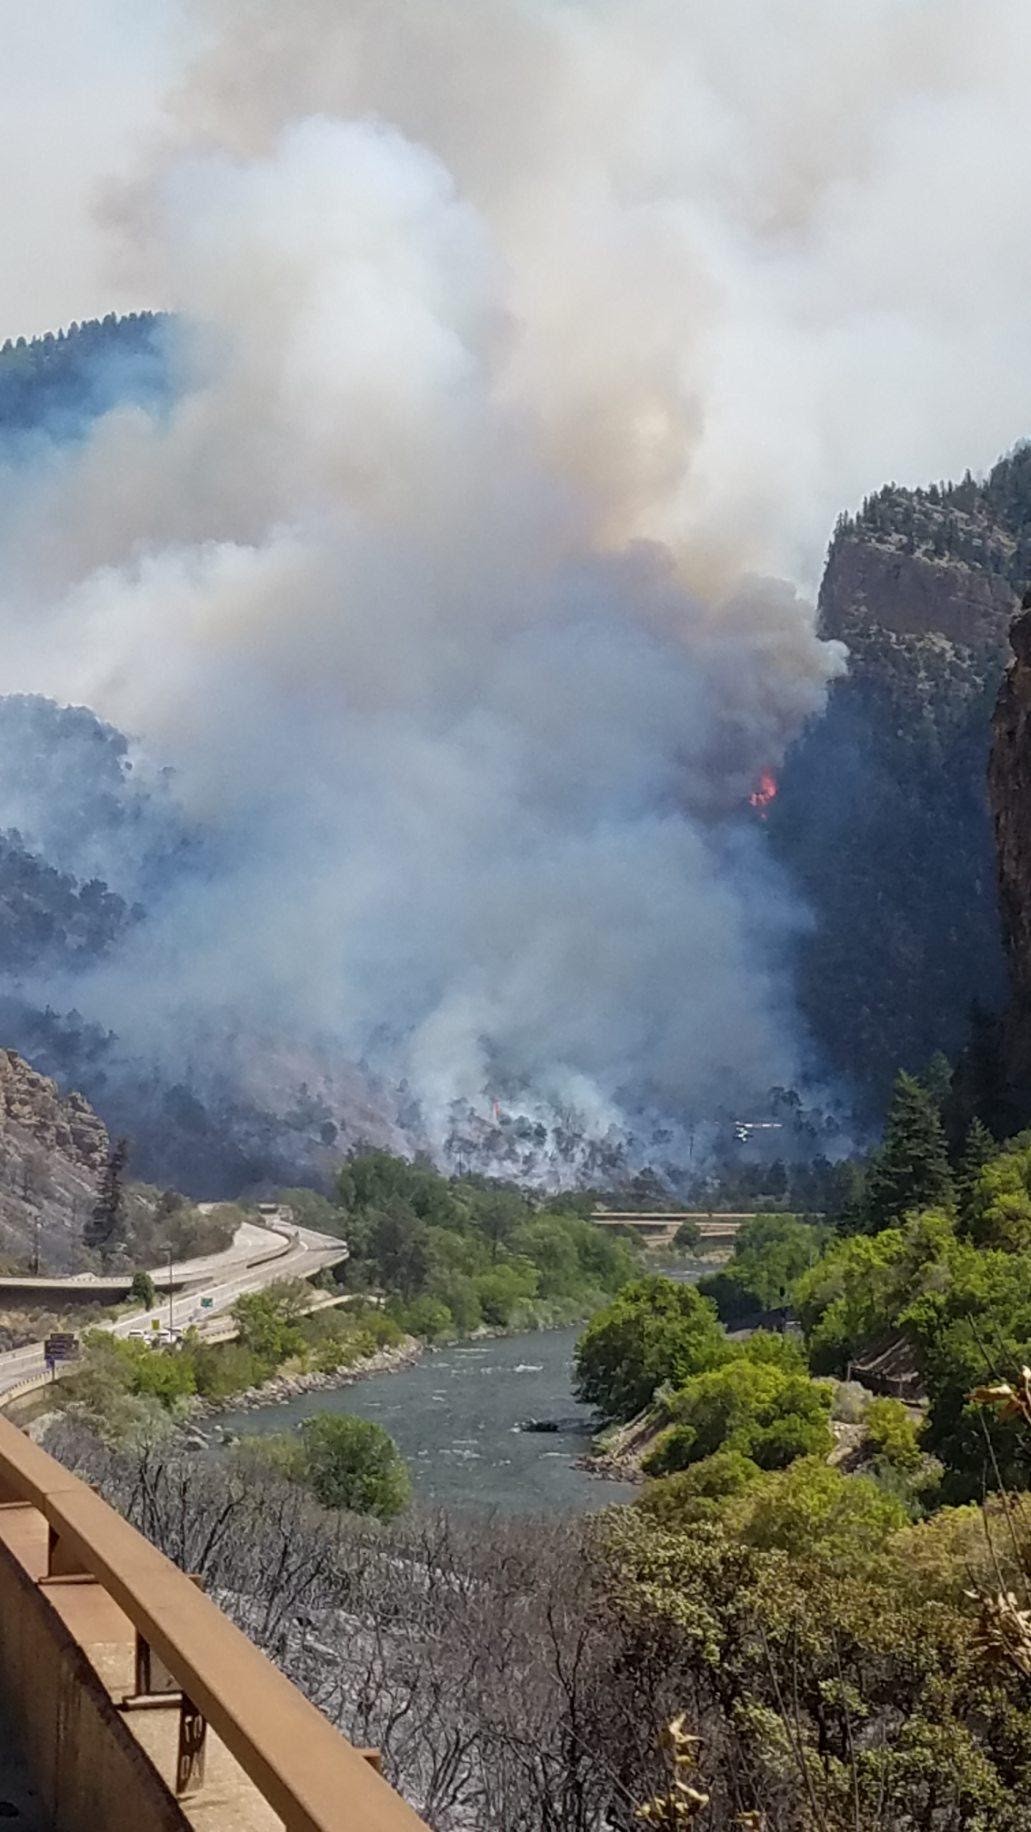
<box><xmin>211</xmin><ymin>1328</ymin><xmax>637</xmax><ymax>1513</ymax></box>
<box><xmin>194</xmin><ymin>1336</ymin><xmax>424</xmax><ymax>1419</ymax></box>
<box><xmin>197</xmin><ymin>1310</ymin><xmax>606</xmax><ymax>1426</ymax></box>
<box><xmin>574</xmin><ymin>1407</ymin><xmax>655</xmax><ymax>1482</ymax></box>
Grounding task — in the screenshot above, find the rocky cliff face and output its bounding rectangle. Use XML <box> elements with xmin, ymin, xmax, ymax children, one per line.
<box><xmin>989</xmin><ymin>604</ymin><xmax>1031</xmax><ymax>1100</ymax></box>
<box><xmin>770</xmin><ymin>466</ymin><xmax>1024</xmax><ymax>1117</ymax></box>
<box><xmin>0</xmin><ymin>1049</ymin><xmax>108</xmax><ymax>1270</ymax></box>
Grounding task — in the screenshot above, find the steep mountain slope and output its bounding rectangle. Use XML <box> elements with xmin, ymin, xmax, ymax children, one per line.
<box><xmin>0</xmin><ymin>1048</ymin><xmax>108</xmax><ymax>1271</ymax></box>
<box><xmin>770</xmin><ymin>453</ymin><xmax>1031</xmax><ymax>1117</ymax></box>
<box><xmin>0</xmin><ymin>313</ymin><xmax>169</xmax><ymax>448</ymax></box>
<box><xmin>0</xmin><ymin>313</ymin><xmax>1027</xmax><ymax>1168</ymax></box>
<box><xmin>990</xmin><ymin>600</ymin><xmax>1031</xmax><ymax>1107</ymax></box>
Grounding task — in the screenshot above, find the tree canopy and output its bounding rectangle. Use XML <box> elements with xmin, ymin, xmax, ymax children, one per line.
<box><xmin>574</xmin><ymin>1277</ymin><xmax>724</xmax><ymax>1419</ymax></box>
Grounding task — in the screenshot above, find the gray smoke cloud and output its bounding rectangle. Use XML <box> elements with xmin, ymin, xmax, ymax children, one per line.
<box><xmin>1</xmin><ymin>0</ymin><xmax>1027</xmax><ymax>1156</ymax></box>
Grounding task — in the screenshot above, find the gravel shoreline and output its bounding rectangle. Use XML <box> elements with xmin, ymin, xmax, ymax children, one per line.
<box><xmin>193</xmin><ymin>1337</ymin><xmax>425</xmax><ymax>1421</ymax></box>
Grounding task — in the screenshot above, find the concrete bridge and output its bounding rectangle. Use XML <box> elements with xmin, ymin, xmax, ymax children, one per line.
<box><xmin>590</xmin><ymin>1209</ymin><xmax>755</xmax><ymax>1246</ymax></box>
<box><xmin>0</xmin><ymin>1413</ymin><xmax>425</xmax><ymax>1830</ymax></box>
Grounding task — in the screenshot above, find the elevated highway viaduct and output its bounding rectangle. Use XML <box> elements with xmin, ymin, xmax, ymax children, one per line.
<box><xmin>589</xmin><ymin>1209</ymin><xmax>755</xmax><ymax>1247</ymax></box>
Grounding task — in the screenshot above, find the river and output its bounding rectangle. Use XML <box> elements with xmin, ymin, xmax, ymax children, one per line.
<box><xmin>215</xmin><ymin>1327</ymin><xmax>637</xmax><ymax>1515</ymax></box>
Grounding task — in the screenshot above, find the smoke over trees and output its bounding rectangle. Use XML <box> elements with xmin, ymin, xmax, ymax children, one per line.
<box><xmin>0</xmin><ymin>3</ymin><xmax>1029</xmax><ymax>1169</ymax></box>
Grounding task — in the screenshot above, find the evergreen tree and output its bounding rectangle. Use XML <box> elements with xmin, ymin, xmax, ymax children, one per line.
<box><xmin>955</xmin><ymin>1117</ymin><xmax>995</xmax><ymax>1234</ymax></box>
<box><xmin>862</xmin><ymin>1072</ymin><xmax>954</xmax><ymax>1232</ymax></box>
<box><xmin>943</xmin><ymin>1003</ymin><xmax>1020</xmax><ymax>1146</ymax></box>
<box><xmin>85</xmin><ymin>1137</ymin><xmax>129</xmax><ymax>1262</ymax></box>
<box><xmin>921</xmin><ymin>1051</ymin><xmax>953</xmax><ymax>1110</ymax></box>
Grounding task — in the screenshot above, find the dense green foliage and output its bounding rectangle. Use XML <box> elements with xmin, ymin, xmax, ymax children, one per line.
<box><xmin>698</xmin><ymin>1212</ymin><xmax>826</xmax><ymax>1321</ymax></box>
<box><xmin>577</xmin><ymin>1071</ymin><xmax>1031</xmax><ymax>1517</ymax></box>
<box><xmin>129</xmin><ymin>1270</ymin><xmax>156</xmax><ymax>1309</ymax></box>
<box><xmin>862</xmin><ymin>1071</ymin><xmax>955</xmax><ymax>1230</ymax></box>
<box><xmin>865</xmin><ymin>1395</ymin><xmax>924</xmax><ymax>1470</ymax></box>
<box><xmin>336</xmin><ymin>1150</ymin><xmax>640</xmax><ymax>1337</ymax></box>
<box><xmin>576</xmin><ymin>1273</ymin><xmax>834</xmax><ymax>1489</ymax></box>
<box><xmin>70</xmin><ymin>1280</ymin><xmax>404</xmax><ymax>1433</ymax></box>
<box><xmin>602</xmin><ymin>1468</ymin><xmax>1031</xmax><ymax>1825</ymax></box>
<box><xmin>574</xmin><ymin>1276</ymin><xmax>724</xmax><ymax>1417</ymax></box>
<box><xmin>298</xmin><ymin>1412</ymin><xmax>411</xmax><ymax>1518</ymax></box>
<box><xmin>645</xmin><ymin>1359</ymin><xmax>833</xmax><ymax>1474</ymax></box>
<box><xmin>0</xmin><ymin>313</ymin><xmax>168</xmax><ymax>443</ymax></box>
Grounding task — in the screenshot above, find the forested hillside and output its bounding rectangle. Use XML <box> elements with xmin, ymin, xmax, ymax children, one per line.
<box><xmin>771</xmin><ymin>450</ymin><xmax>1031</xmax><ymax>1119</ymax></box>
<box><xmin>0</xmin><ymin>312</ymin><xmax>169</xmax><ymax>446</ymax></box>
<box><xmin>0</xmin><ymin>313</ymin><xmax>1029</xmax><ymax>1171</ymax></box>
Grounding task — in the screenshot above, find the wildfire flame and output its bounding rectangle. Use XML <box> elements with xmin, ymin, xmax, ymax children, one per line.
<box><xmin>748</xmin><ymin>770</ymin><xmax>778</xmax><ymax>818</ymax></box>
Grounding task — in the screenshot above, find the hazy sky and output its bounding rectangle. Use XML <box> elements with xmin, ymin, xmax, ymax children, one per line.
<box><xmin>0</xmin><ymin>0</ymin><xmax>176</xmax><ymax>340</ymax></box>
<box><xmin>5</xmin><ymin>0</ymin><xmax>1031</xmax><ymax>582</ymax></box>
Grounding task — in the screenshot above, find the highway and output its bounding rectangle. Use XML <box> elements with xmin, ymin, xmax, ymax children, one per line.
<box><xmin>0</xmin><ymin>1207</ymin><xmax>349</xmax><ymax>1399</ymax></box>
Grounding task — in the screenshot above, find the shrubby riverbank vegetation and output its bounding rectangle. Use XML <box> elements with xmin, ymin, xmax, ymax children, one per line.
<box><xmin>54</xmin><ymin>1149</ymin><xmax>648</xmax><ymax>1437</ymax></box>
<box><xmin>575</xmin><ymin>1071</ymin><xmax>1031</xmax><ymax>1513</ymax></box>
<box><xmin>47</xmin><ymin>1383</ymin><xmax>1031</xmax><ymax>1830</ymax></box>
<box><xmin>41</xmin><ymin>1083</ymin><xmax>1031</xmax><ymax>1826</ymax></box>
<box><xmin>64</xmin><ymin>1280</ymin><xmax>408</xmax><ymax>1438</ymax></box>
<box><xmin>305</xmin><ymin>1149</ymin><xmax>645</xmax><ymax>1336</ymax></box>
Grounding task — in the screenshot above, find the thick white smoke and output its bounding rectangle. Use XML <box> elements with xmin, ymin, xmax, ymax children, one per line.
<box><xmin>2</xmin><ymin>0</ymin><xmax>1028</xmax><ymax>1161</ymax></box>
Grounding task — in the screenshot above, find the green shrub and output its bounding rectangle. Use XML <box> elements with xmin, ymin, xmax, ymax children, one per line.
<box><xmin>188</xmin><ymin>1341</ymin><xmax>267</xmax><ymax>1402</ymax></box>
<box><xmin>637</xmin><ymin>1450</ymin><xmax>762</xmax><ymax>1524</ymax></box>
<box><xmin>299</xmin><ymin>1412</ymin><xmax>411</xmax><ymax>1518</ymax></box>
<box><xmin>119</xmin><ymin>1339</ymin><xmax>196</xmax><ymax>1406</ymax></box>
<box><xmin>732</xmin><ymin>1458</ymin><xmax>909</xmax><ymax>1566</ymax></box>
<box><xmin>660</xmin><ymin>1360</ymin><xmax>833</xmax><ymax>1472</ymax></box>
<box><xmin>232</xmin><ymin>1280</ymin><xmax>309</xmax><ymax>1364</ymax></box>
<box><xmin>730</xmin><ymin>1330</ymin><xmax>809</xmax><ymax>1373</ymax></box>
<box><xmin>474</xmin><ymin>1263</ymin><xmax>539</xmax><ymax>1326</ymax></box>
<box><xmin>399</xmin><ymin>1295</ymin><xmax>454</xmax><ymax>1341</ymax></box>
<box><xmin>357</xmin><ymin>1307</ymin><xmax>404</xmax><ymax>1349</ymax></box>
<box><xmin>643</xmin><ymin>1424</ymin><xmax>698</xmax><ymax>1476</ymax></box>
<box><xmin>430</xmin><ymin>1274</ymin><xmax>482</xmax><ymax>1333</ymax></box>
<box><xmin>865</xmin><ymin>1397</ymin><xmax>923</xmax><ymax>1471</ymax></box>
<box><xmin>129</xmin><ymin>1270</ymin><xmax>156</xmax><ymax>1309</ymax></box>
<box><xmin>575</xmin><ymin>1278</ymin><xmax>725</xmax><ymax>1420</ymax></box>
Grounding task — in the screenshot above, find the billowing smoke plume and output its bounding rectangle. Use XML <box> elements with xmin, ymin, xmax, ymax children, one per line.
<box><xmin>1</xmin><ymin>0</ymin><xmax>1028</xmax><ymax>1170</ymax></box>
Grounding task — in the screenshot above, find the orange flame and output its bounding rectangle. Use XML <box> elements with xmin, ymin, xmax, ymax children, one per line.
<box><xmin>748</xmin><ymin>770</ymin><xmax>778</xmax><ymax>818</ymax></box>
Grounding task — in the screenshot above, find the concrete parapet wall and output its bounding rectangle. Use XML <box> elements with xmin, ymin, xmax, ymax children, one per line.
<box><xmin>0</xmin><ymin>1413</ymin><xmax>427</xmax><ymax>1830</ymax></box>
<box><xmin>0</xmin><ymin>1517</ymin><xmax>188</xmax><ymax>1831</ymax></box>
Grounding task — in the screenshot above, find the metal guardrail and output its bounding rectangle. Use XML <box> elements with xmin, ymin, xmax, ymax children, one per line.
<box><xmin>0</xmin><ymin>1414</ymin><xmax>427</xmax><ymax>1830</ymax></box>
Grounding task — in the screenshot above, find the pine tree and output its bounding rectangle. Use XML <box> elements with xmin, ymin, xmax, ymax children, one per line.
<box><xmin>921</xmin><ymin>1052</ymin><xmax>953</xmax><ymax>1110</ymax></box>
<box><xmin>863</xmin><ymin>1072</ymin><xmax>954</xmax><ymax>1232</ymax></box>
<box><xmin>85</xmin><ymin>1137</ymin><xmax>129</xmax><ymax>1263</ymax></box>
<box><xmin>955</xmin><ymin>1117</ymin><xmax>995</xmax><ymax>1234</ymax></box>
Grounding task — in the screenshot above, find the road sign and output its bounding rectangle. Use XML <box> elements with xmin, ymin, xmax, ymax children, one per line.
<box><xmin>151</xmin><ymin>1317</ymin><xmax>161</xmax><ymax>1331</ymax></box>
<box><xmin>43</xmin><ymin>1333</ymin><xmax>79</xmax><ymax>1362</ymax></box>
